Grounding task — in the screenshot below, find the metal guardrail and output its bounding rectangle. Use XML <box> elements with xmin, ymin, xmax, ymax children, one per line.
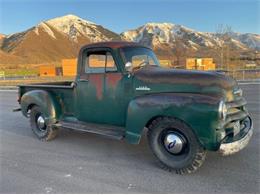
<box><xmin>0</xmin><ymin>69</ymin><xmax>259</xmax><ymax>81</ymax></box>
<box><xmin>0</xmin><ymin>75</ymin><xmax>38</xmax><ymax>80</ymax></box>
<box><xmin>219</xmin><ymin>69</ymin><xmax>260</xmax><ymax>81</ymax></box>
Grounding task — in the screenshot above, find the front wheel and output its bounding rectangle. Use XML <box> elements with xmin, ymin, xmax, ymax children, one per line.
<box><xmin>147</xmin><ymin>117</ymin><xmax>206</xmax><ymax>174</ymax></box>
<box><xmin>30</xmin><ymin>105</ymin><xmax>59</xmax><ymax>141</ymax></box>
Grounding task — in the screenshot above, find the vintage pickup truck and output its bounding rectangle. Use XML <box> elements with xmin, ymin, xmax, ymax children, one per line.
<box><xmin>16</xmin><ymin>41</ymin><xmax>253</xmax><ymax>174</ymax></box>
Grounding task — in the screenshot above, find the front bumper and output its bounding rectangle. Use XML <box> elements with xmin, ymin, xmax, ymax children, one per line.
<box><xmin>219</xmin><ymin>116</ymin><xmax>253</xmax><ymax>156</ymax></box>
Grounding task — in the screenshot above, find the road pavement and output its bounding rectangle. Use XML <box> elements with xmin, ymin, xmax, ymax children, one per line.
<box><xmin>0</xmin><ymin>84</ymin><xmax>259</xmax><ymax>193</ymax></box>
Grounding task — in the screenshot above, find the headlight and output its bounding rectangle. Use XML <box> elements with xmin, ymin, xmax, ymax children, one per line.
<box><xmin>219</xmin><ymin>100</ymin><xmax>227</xmax><ymax>120</ymax></box>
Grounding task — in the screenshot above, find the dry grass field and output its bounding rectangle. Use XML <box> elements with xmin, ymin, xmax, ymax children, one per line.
<box><xmin>0</xmin><ymin>62</ymin><xmax>61</xmax><ymax>76</ymax></box>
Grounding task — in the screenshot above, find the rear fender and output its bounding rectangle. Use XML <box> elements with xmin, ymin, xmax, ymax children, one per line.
<box><xmin>125</xmin><ymin>93</ymin><xmax>220</xmax><ymax>150</ymax></box>
<box><xmin>20</xmin><ymin>90</ymin><xmax>61</xmax><ymax>124</ymax></box>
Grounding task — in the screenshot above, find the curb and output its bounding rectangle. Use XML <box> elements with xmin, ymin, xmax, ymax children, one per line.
<box><xmin>0</xmin><ymin>86</ymin><xmax>18</xmax><ymax>91</ymax></box>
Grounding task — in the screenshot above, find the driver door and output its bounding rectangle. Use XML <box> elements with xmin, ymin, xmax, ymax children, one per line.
<box><xmin>75</xmin><ymin>48</ymin><xmax>131</xmax><ymax>126</ymax></box>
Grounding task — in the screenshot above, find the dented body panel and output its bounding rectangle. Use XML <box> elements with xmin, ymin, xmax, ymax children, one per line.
<box><xmin>125</xmin><ymin>93</ymin><xmax>221</xmax><ymax>150</ymax></box>
<box><xmin>19</xmin><ymin>84</ymin><xmax>74</xmax><ymax>122</ymax></box>
<box><xmin>20</xmin><ymin>89</ymin><xmax>62</xmax><ymax>124</ymax></box>
<box><xmin>18</xmin><ymin>41</ymin><xmax>253</xmax><ymax>153</ymax></box>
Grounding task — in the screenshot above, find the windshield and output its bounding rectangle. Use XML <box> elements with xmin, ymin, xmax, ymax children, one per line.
<box><xmin>121</xmin><ymin>47</ymin><xmax>160</xmax><ymax>69</ymax></box>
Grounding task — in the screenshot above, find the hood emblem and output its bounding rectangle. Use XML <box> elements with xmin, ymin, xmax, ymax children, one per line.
<box><xmin>136</xmin><ymin>86</ymin><xmax>151</xmax><ymax>91</ymax></box>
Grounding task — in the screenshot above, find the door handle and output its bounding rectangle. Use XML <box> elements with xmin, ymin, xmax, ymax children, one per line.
<box><xmin>79</xmin><ymin>79</ymin><xmax>89</xmax><ymax>82</ymax></box>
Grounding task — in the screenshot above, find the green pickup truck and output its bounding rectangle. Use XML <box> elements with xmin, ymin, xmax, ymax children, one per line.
<box><xmin>16</xmin><ymin>41</ymin><xmax>253</xmax><ymax>174</ymax></box>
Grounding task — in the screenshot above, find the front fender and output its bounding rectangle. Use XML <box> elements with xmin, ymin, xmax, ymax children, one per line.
<box><xmin>125</xmin><ymin>93</ymin><xmax>221</xmax><ymax>150</ymax></box>
<box><xmin>20</xmin><ymin>90</ymin><xmax>61</xmax><ymax>125</ymax></box>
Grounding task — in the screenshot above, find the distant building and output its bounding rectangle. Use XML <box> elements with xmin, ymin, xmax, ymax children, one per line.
<box><xmin>39</xmin><ymin>65</ymin><xmax>57</xmax><ymax>77</ymax></box>
<box><xmin>245</xmin><ymin>62</ymin><xmax>257</xmax><ymax>69</ymax></box>
<box><xmin>186</xmin><ymin>58</ymin><xmax>216</xmax><ymax>70</ymax></box>
<box><xmin>159</xmin><ymin>60</ymin><xmax>172</xmax><ymax>68</ymax></box>
<box><xmin>62</xmin><ymin>59</ymin><xmax>77</xmax><ymax>76</ymax></box>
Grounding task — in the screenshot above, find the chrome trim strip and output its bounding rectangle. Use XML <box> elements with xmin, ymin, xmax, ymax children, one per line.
<box><xmin>226</xmin><ymin>97</ymin><xmax>247</xmax><ymax>109</ymax></box>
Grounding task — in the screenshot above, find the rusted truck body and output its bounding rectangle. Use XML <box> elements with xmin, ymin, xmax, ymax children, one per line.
<box><xmin>16</xmin><ymin>41</ymin><xmax>253</xmax><ymax>174</ymax></box>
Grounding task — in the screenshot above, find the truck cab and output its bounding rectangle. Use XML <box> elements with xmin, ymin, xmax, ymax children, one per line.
<box><xmin>17</xmin><ymin>41</ymin><xmax>253</xmax><ymax>174</ymax></box>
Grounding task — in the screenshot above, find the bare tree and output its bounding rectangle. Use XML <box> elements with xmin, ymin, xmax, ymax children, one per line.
<box><xmin>215</xmin><ymin>24</ymin><xmax>234</xmax><ymax>70</ymax></box>
<box><xmin>173</xmin><ymin>37</ymin><xmax>190</xmax><ymax>68</ymax></box>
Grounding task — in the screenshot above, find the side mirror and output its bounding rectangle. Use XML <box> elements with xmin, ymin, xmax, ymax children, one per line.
<box><xmin>71</xmin><ymin>81</ymin><xmax>77</xmax><ymax>88</ymax></box>
<box><xmin>125</xmin><ymin>62</ymin><xmax>133</xmax><ymax>73</ymax></box>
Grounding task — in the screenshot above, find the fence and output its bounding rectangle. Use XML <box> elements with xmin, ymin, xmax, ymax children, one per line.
<box><xmin>0</xmin><ymin>69</ymin><xmax>259</xmax><ymax>82</ymax></box>
<box><xmin>215</xmin><ymin>69</ymin><xmax>260</xmax><ymax>81</ymax></box>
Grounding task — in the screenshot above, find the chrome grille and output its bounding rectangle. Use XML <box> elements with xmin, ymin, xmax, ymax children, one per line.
<box><xmin>225</xmin><ymin>92</ymin><xmax>248</xmax><ymax>126</ymax></box>
<box><xmin>220</xmin><ymin>87</ymin><xmax>251</xmax><ymax>141</ymax></box>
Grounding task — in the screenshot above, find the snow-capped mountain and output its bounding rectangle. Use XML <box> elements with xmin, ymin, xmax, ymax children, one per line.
<box><xmin>121</xmin><ymin>22</ymin><xmax>259</xmax><ymax>51</ymax></box>
<box><xmin>228</xmin><ymin>32</ymin><xmax>260</xmax><ymax>50</ymax></box>
<box><xmin>0</xmin><ymin>15</ymin><xmax>121</xmax><ymax>63</ymax></box>
<box><xmin>121</xmin><ymin>23</ymin><xmax>219</xmax><ymax>49</ymax></box>
<box><xmin>36</xmin><ymin>14</ymin><xmax>120</xmax><ymax>42</ymax></box>
<box><xmin>0</xmin><ymin>15</ymin><xmax>259</xmax><ymax>65</ymax></box>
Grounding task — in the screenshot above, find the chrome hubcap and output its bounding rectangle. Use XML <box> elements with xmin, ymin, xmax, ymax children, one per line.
<box><xmin>163</xmin><ymin>133</ymin><xmax>185</xmax><ymax>154</ymax></box>
<box><xmin>37</xmin><ymin>115</ymin><xmax>46</xmax><ymax>131</ymax></box>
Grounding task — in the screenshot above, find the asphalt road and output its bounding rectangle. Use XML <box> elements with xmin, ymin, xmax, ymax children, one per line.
<box><xmin>0</xmin><ymin>84</ymin><xmax>259</xmax><ymax>193</ymax></box>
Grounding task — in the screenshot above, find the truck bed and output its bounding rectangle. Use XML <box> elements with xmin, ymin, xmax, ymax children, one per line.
<box><xmin>18</xmin><ymin>81</ymin><xmax>75</xmax><ymax>116</ymax></box>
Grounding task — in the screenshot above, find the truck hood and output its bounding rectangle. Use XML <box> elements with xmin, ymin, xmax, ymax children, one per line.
<box><xmin>134</xmin><ymin>66</ymin><xmax>237</xmax><ymax>96</ymax></box>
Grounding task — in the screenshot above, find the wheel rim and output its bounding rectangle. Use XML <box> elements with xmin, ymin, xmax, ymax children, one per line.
<box><xmin>162</xmin><ymin>131</ymin><xmax>187</xmax><ymax>155</ymax></box>
<box><xmin>36</xmin><ymin>115</ymin><xmax>46</xmax><ymax>131</ymax></box>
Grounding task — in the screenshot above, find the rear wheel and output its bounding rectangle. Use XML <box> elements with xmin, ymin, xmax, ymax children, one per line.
<box><xmin>147</xmin><ymin>117</ymin><xmax>206</xmax><ymax>174</ymax></box>
<box><xmin>30</xmin><ymin>105</ymin><xmax>59</xmax><ymax>141</ymax></box>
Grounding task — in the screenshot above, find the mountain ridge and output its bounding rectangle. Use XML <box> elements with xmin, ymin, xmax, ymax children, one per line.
<box><xmin>1</xmin><ymin>14</ymin><xmax>259</xmax><ymax>65</ymax></box>
<box><xmin>0</xmin><ymin>14</ymin><xmax>121</xmax><ymax>64</ymax></box>
<box><xmin>121</xmin><ymin>22</ymin><xmax>260</xmax><ymax>50</ymax></box>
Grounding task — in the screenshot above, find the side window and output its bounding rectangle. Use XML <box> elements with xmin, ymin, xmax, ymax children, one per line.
<box><xmin>85</xmin><ymin>51</ymin><xmax>117</xmax><ymax>73</ymax></box>
<box><xmin>89</xmin><ymin>54</ymin><xmax>106</xmax><ymax>68</ymax></box>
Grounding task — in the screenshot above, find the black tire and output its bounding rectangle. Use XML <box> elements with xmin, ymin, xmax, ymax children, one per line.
<box><xmin>30</xmin><ymin>105</ymin><xmax>59</xmax><ymax>141</ymax></box>
<box><xmin>147</xmin><ymin>117</ymin><xmax>206</xmax><ymax>174</ymax></box>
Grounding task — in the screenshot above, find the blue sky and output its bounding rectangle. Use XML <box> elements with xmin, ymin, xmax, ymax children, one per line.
<box><xmin>0</xmin><ymin>0</ymin><xmax>259</xmax><ymax>35</ymax></box>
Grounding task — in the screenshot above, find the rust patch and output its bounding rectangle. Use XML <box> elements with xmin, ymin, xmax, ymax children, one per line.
<box><xmin>106</xmin><ymin>73</ymin><xmax>122</xmax><ymax>90</ymax></box>
<box><xmin>89</xmin><ymin>74</ymin><xmax>103</xmax><ymax>100</ymax></box>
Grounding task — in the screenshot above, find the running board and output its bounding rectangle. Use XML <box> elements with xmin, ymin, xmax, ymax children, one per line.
<box><xmin>54</xmin><ymin>121</ymin><xmax>125</xmax><ymax>140</ymax></box>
